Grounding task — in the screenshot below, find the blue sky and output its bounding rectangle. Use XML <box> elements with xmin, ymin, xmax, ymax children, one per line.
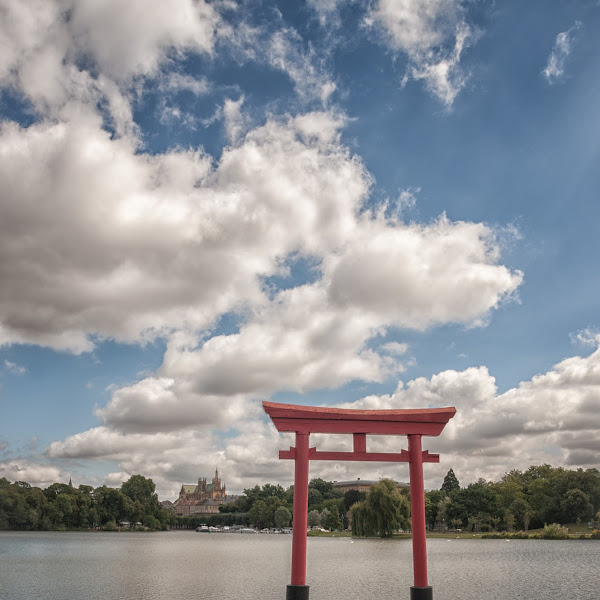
<box><xmin>1</xmin><ymin>0</ymin><xmax>599</xmax><ymax>498</ymax></box>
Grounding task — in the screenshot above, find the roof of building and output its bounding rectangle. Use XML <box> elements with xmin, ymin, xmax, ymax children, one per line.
<box><xmin>332</xmin><ymin>479</ymin><xmax>408</xmax><ymax>488</ymax></box>
<box><xmin>332</xmin><ymin>479</ymin><xmax>378</xmax><ymax>487</ymax></box>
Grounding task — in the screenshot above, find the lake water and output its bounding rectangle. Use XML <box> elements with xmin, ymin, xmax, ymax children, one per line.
<box><xmin>0</xmin><ymin>531</ymin><xmax>598</xmax><ymax>600</ymax></box>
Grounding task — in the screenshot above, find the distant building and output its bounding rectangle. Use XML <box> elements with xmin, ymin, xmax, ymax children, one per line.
<box><xmin>332</xmin><ymin>478</ymin><xmax>408</xmax><ymax>494</ymax></box>
<box><xmin>159</xmin><ymin>500</ymin><xmax>174</xmax><ymax>511</ymax></box>
<box><xmin>174</xmin><ymin>469</ymin><xmax>228</xmax><ymax>516</ymax></box>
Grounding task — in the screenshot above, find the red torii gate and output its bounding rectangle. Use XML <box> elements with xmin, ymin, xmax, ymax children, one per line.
<box><xmin>263</xmin><ymin>400</ymin><xmax>456</xmax><ymax>600</ymax></box>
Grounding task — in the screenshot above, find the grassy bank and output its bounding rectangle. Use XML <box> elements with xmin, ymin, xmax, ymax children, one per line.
<box><xmin>308</xmin><ymin>522</ymin><xmax>600</xmax><ymax>540</ymax></box>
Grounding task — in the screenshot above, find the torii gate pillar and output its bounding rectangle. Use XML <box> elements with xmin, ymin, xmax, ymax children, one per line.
<box><xmin>263</xmin><ymin>401</ymin><xmax>456</xmax><ymax>600</ymax></box>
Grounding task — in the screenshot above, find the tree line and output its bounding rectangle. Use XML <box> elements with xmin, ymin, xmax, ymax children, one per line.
<box><xmin>211</xmin><ymin>464</ymin><xmax>600</xmax><ymax>537</ymax></box>
<box><xmin>0</xmin><ymin>474</ymin><xmax>175</xmax><ymax>531</ymax></box>
<box><xmin>427</xmin><ymin>465</ymin><xmax>600</xmax><ymax>533</ymax></box>
<box><xmin>3</xmin><ymin>464</ymin><xmax>599</xmax><ymax>535</ymax></box>
<box><xmin>200</xmin><ymin>478</ymin><xmax>352</xmax><ymax>532</ymax></box>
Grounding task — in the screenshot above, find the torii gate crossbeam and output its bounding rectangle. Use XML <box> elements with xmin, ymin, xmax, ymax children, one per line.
<box><xmin>263</xmin><ymin>401</ymin><xmax>456</xmax><ymax>600</ymax></box>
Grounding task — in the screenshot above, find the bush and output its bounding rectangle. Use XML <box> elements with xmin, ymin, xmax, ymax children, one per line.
<box><xmin>541</xmin><ymin>523</ymin><xmax>570</xmax><ymax>540</ymax></box>
<box><xmin>481</xmin><ymin>531</ymin><xmax>533</xmax><ymax>539</ymax></box>
<box><xmin>143</xmin><ymin>515</ymin><xmax>161</xmax><ymax>530</ymax></box>
<box><xmin>590</xmin><ymin>529</ymin><xmax>600</xmax><ymax>539</ymax></box>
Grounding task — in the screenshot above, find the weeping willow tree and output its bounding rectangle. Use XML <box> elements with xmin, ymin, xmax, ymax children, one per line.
<box><xmin>351</xmin><ymin>479</ymin><xmax>410</xmax><ymax>538</ymax></box>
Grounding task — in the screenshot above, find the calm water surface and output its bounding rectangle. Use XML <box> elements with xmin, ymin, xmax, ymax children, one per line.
<box><xmin>1</xmin><ymin>531</ymin><xmax>598</xmax><ymax>600</ymax></box>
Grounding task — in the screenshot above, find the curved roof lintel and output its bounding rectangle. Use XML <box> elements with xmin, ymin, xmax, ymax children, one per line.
<box><xmin>263</xmin><ymin>401</ymin><xmax>456</xmax><ymax>436</ymax></box>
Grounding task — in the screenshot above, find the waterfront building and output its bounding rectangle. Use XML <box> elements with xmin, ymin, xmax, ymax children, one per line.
<box><xmin>174</xmin><ymin>469</ymin><xmax>228</xmax><ymax>516</ymax></box>
<box><xmin>332</xmin><ymin>478</ymin><xmax>408</xmax><ymax>494</ymax></box>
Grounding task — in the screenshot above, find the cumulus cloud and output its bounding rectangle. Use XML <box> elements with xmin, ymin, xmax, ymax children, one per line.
<box><xmin>0</xmin><ymin>0</ymin><xmax>218</xmax><ymax>132</ymax></box>
<box><xmin>0</xmin><ymin>111</ymin><xmax>368</xmax><ymax>352</ymax></box>
<box><xmin>0</xmin><ymin>460</ymin><xmax>64</xmax><ymax>488</ymax></box>
<box><xmin>324</xmin><ymin>215</ymin><xmax>522</xmax><ymax>329</ymax></box>
<box><xmin>368</xmin><ymin>0</ymin><xmax>474</xmax><ymax>106</ymax></box>
<box><xmin>80</xmin><ymin>212</ymin><xmax>520</xmax><ymax>432</ymax></box>
<box><xmin>48</xmin><ymin>339</ymin><xmax>600</xmax><ymax>495</ymax></box>
<box><xmin>48</xmin><ymin>417</ymin><xmax>293</xmax><ymax>498</ymax></box>
<box><xmin>342</xmin><ymin>342</ymin><xmax>600</xmax><ymax>484</ymax></box>
<box><xmin>542</xmin><ymin>21</ymin><xmax>582</xmax><ymax>84</ymax></box>
<box><xmin>1</xmin><ymin>0</ymin><xmax>538</xmax><ymax>496</ymax></box>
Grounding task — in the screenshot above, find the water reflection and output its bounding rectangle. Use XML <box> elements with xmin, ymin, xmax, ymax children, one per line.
<box><xmin>1</xmin><ymin>532</ymin><xmax>598</xmax><ymax>600</ymax></box>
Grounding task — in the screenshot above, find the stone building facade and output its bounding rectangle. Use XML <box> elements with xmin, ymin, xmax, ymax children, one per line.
<box><xmin>174</xmin><ymin>469</ymin><xmax>227</xmax><ymax>516</ymax></box>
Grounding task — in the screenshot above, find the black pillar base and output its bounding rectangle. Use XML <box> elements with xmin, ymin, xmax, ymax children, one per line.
<box><xmin>410</xmin><ymin>586</ymin><xmax>433</xmax><ymax>600</ymax></box>
<box><xmin>286</xmin><ymin>584</ymin><xmax>309</xmax><ymax>600</ymax></box>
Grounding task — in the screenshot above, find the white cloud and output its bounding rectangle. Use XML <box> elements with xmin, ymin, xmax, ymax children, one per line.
<box><xmin>0</xmin><ymin>460</ymin><xmax>64</xmax><ymax>488</ymax></box>
<box><xmin>222</xmin><ymin>96</ymin><xmax>250</xmax><ymax>144</ymax></box>
<box><xmin>542</xmin><ymin>21</ymin><xmax>582</xmax><ymax>84</ymax></box>
<box><xmin>368</xmin><ymin>0</ymin><xmax>474</xmax><ymax>106</ymax></box>
<box><xmin>80</xmin><ymin>212</ymin><xmax>521</xmax><ymax>433</ymax></box>
<box><xmin>47</xmin><ymin>418</ymin><xmax>293</xmax><ymax>498</ymax></box>
<box><xmin>324</xmin><ymin>215</ymin><xmax>522</xmax><ymax>330</ymax></box>
<box><xmin>0</xmin><ymin>111</ymin><xmax>369</xmax><ymax>352</ymax></box>
<box><xmin>4</xmin><ymin>360</ymin><xmax>26</xmax><ymax>375</ymax></box>
<box><xmin>1</xmin><ymin>0</ymin><xmax>550</xmax><ymax>497</ymax></box>
<box><xmin>48</xmin><ymin>340</ymin><xmax>600</xmax><ymax>495</ymax></box>
<box><xmin>306</xmin><ymin>0</ymin><xmax>346</xmax><ymax>27</ymax></box>
<box><xmin>342</xmin><ymin>342</ymin><xmax>600</xmax><ymax>484</ymax></box>
<box><xmin>570</xmin><ymin>327</ymin><xmax>600</xmax><ymax>347</ymax></box>
<box><xmin>267</xmin><ymin>28</ymin><xmax>337</xmax><ymax>106</ymax></box>
<box><xmin>68</xmin><ymin>0</ymin><xmax>218</xmax><ymax>81</ymax></box>
<box><xmin>0</xmin><ymin>0</ymin><xmax>220</xmax><ymax>139</ymax></box>
<box><xmin>381</xmin><ymin>342</ymin><xmax>409</xmax><ymax>356</ymax></box>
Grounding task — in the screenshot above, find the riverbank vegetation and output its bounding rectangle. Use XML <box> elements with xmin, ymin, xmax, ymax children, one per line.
<box><xmin>2</xmin><ymin>464</ymin><xmax>599</xmax><ymax>537</ymax></box>
<box><xmin>0</xmin><ymin>475</ymin><xmax>174</xmax><ymax>531</ymax></box>
<box><xmin>425</xmin><ymin>465</ymin><xmax>600</xmax><ymax>534</ymax></box>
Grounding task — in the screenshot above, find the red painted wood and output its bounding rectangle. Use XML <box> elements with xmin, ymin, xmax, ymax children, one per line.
<box><xmin>353</xmin><ymin>433</ymin><xmax>367</xmax><ymax>453</ymax></box>
<box><xmin>408</xmin><ymin>434</ymin><xmax>428</xmax><ymax>588</ymax></box>
<box><xmin>263</xmin><ymin>400</ymin><xmax>456</xmax><ymax>425</ymax></box>
<box><xmin>279</xmin><ymin>448</ymin><xmax>440</xmax><ymax>463</ymax></box>
<box><xmin>263</xmin><ymin>400</ymin><xmax>456</xmax><ymax>594</ymax></box>
<box><xmin>267</xmin><ymin>417</ymin><xmax>447</xmax><ymax>436</ymax></box>
<box><xmin>291</xmin><ymin>432</ymin><xmax>310</xmax><ymax>586</ymax></box>
<box><xmin>263</xmin><ymin>401</ymin><xmax>455</xmax><ymax>438</ymax></box>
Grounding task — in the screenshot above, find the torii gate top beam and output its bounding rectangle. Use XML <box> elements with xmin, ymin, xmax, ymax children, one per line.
<box><xmin>263</xmin><ymin>401</ymin><xmax>456</xmax><ymax>436</ymax></box>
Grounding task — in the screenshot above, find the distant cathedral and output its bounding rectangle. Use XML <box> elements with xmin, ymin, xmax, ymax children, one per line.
<box><xmin>174</xmin><ymin>468</ymin><xmax>227</xmax><ymax>516</ymax></box>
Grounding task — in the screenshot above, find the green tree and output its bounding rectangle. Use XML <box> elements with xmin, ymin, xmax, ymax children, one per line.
<box><xmin>121</xmin><ymin>475</ymin><xmax>156</xmax><ymax>505</ymax></box>
<box><xmin>307</xmin><ymin>510</ymin><xmax>321</xmax><ymax>528</ymax></box>
<box><xmin>351</xmin><ymin>479</ymin><xmax>409</xmax><ymax>538</ymax></box>
<box><xmin>142</xmin><ymin>515</ymin><xmax>161</xmax><ymax>530</ymax></box>
<box><xmin>425</xmin><ymin>489</ymin><xmax>446</xmax><ymax>529</ymax></box>
<box><xmin>560</xmin><ymin>488</ymin><xmax>594</xmax><ymax>522</ymax></box>
<box><xmin>307</xmin><ymin>488</ymin><xmax>323</xmax><ymax>509</ymax></box>
<box><xmin>261</xmin><ymin>484</ymin><xmax>287</xmax><ymax>500</ymax></box>
<box><xmin>248</xmin><ymin>499</ymin><xmax>269</xmax><ymax>529</ymax></box>
<box><xmin>441</xmin><ymin>469</ymin><xmax>460</xmax><ymax>494</ymax></box>
<box><xmin>509</xmin><ymin>497</ymin><xmax>531</xmax><ymax>531</ymax></box>
<box><xmin>436</xmin><ymin>496</ymin><xmax>452</xmax><ymax>530</ymax></box>
<box><xmin>309</xmin><ymin>478</ymin><xmax>342</xmax><ymax>500</ymax></box>
<box><xmin>44</xmin><ymin>483</ymin><xmax>73</xmax><ymax>502</ymax></box>
<box><xmin>274</xmin><ymin>506</ymin><xmax>291</xmax><ymax>528</ymax></box>
<box><xmin>343</xmin><ymin>489</ymin><xmax>365</xmax><ymax>511</ymax></box>
<box><xmin>321</xmin><ymin>508</ymin><xmax>342</xmax><ymax>531</ymax></box>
